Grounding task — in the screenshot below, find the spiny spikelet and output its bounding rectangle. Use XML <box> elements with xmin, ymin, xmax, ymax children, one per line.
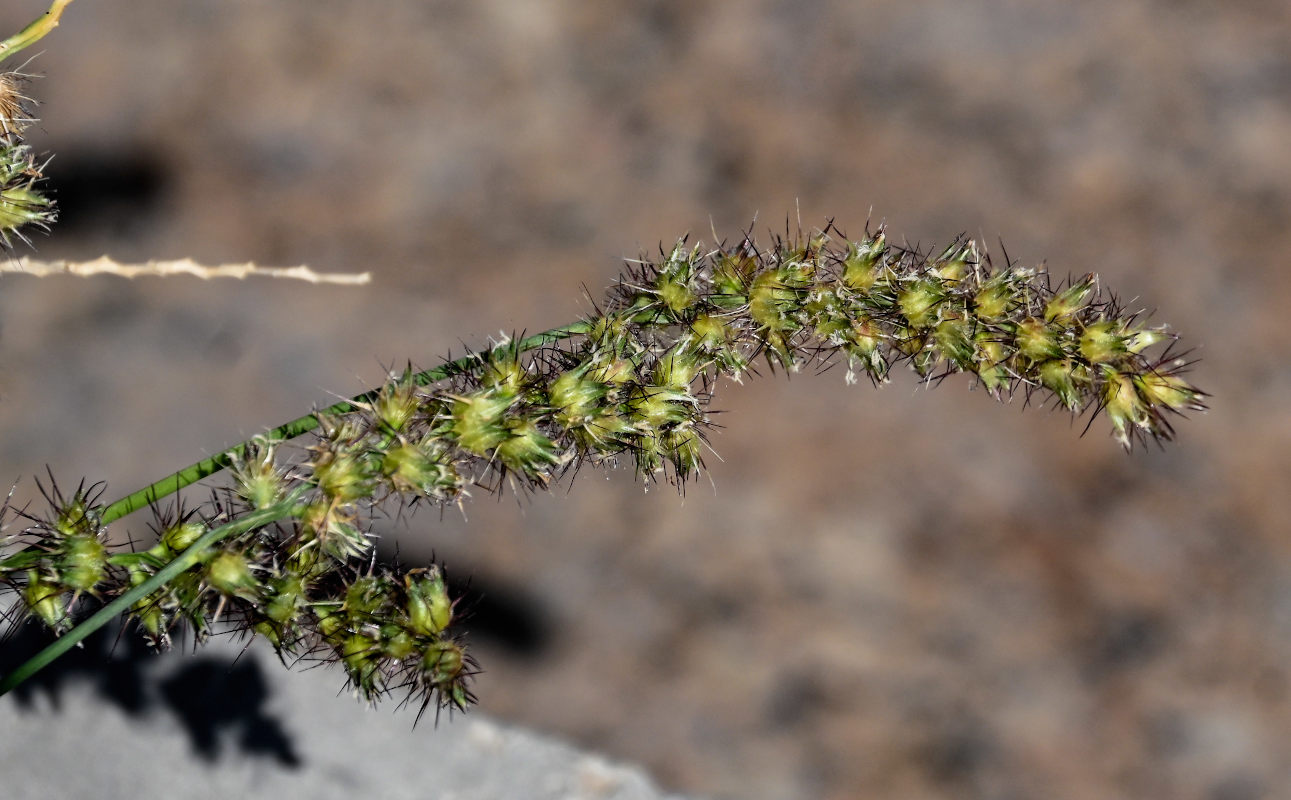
<box><xmin>0</xmin><ymin>70</ymin><xmax>54</xmax><ymax>250</ymax></box>
<box><xmin>1</xmin><ymin>479</ymin><xmax>111</xmax><ymax>633</ymax></box>
<box><xmin>0</xmin><ymin>71</ymin><xmax>34</xmax><ymax>138</ymax></box>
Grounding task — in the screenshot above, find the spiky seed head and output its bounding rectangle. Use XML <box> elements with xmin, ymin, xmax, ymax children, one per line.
<box><xmin>933</xmin><ymin>240</ymin><xmax>975</xmax><ymax>282</ymax></box>
<box><xmin>571</xmin><ymin>405</ymin><xmax>635</xmax><ymax>454</ymax></box>
<box><xmin>0</xmin><ymin>74</ymin><xmax>55</xmax><ymax>249</ymax></box>
<box><xmin>897</xmin><ymin>280</ymin><xmax>945</xmax><ymax>329</ymax></box>
<box><xmin>1037</xmin><ymin>359</ymin><xmax>1088</xmax><ymax>411</ymax></box>
<box><xmin>549</xmin><ymin>366</ymin><xmax>606</xmax><ymax>426</ymax></box>
<box><xmin>973</xmin><ymin>334</ymin><xmax>1010</xmax><ymax>394</ymax></box>
<box><xmin>158</xmin><ymin>519</ymin><xmax>206</xmax><ymax>555</ymax></box>
<box><xmin>0</xmin><ymin>71</ymin><xmax>37</xmax><ymax>137</ymax></box>
<box><xmin>647</xmin><ymin>243</ymin><xmax>704</xmax><ymax>316</ymax></box>
<box><xmin>628</xmin><ymin>384</ymin><xmax>698</xmax><ymax>431</ymax></box>
<box><xmin>710</xmin><ymin>254</ymin><xmax>752</xmax><ymax>303</ymax></box>
<box><xmin>52</xmin><ymin>492</ymin><xmax>100</xmax><ymax>538</ymax></box>
<box><xmin>495</xmin><ymin>418</ymin><xmax>562</xmax><ymax>475</ymax></box>
<box><xmin>933</xmin><ymin>318</ymin><xmax>975</xmax><ymax>370</ymax></box>
<box><xmin>973</xmin><ymin>274</ymin><xmax>1015</xmax><ymax>322</ymax></box>
<box><xmin>340</xmin><ymin>633</ymin><xmax>382</xmax><ymax>697</ymax></box>
<box><xmin>842</xmin><ymin>315</ymin><xmax>887</xmax><ymax>376</ymax></box>
<box><xmin>451</xmin><ymin>391</ymin><xmax>513</xmax><ymax>455</ymax></box>
<box><xmin>748</xmin><ymin>270</ymin><xmax>795</xmax><ymax>333</ymax></box>
<box><xmin>653</xmin><ymin>345</ymin><xmax>705</xmax><ymax>389</ymax></box>
<box><xmin>59</xmin><ymin>532</ymin><xmax>108</xmax><ymax>593</ymax></box>
<box><xmin>1135</xmin><ymin>369</ymin><xmax>1203</xmax><ymax>412</ymax></box>
<box><xmin>1102</xmin><ymin>370</ymin><xmax>1148</xmax><ymax>448</ymax></box>
<box><xmin>312</xmin><ymin>449</ymin><xmax>372</xmax><ymax>504</ymax></box>
<box><xmin>842</xmin><ymin>234</ymin><xmax>887</xmax><ymax>292</ymax></box>
<box><xmin>478</xmin><ymin>346</ymin><xmax>528</xmax><ymax>397</ymax></box>
<box><xmin>405</xmin><ymin>568</ymin><xmax>453</xmax><ymax>636</ymax></box>
<box><xmin>0</xmin><ymin>184</ymin><xmax>50</xmax><ymax>236</ymax></box>
<box><xmin>230</xmin><ymin>437</ymin><xmax>288</xmax><ymax>510</ymax></box>
<box><xmin>262</xmin><ymin>574</ymin><xmax>308</xmax><ymax>630</ymax></box>
<box><xmin>22</xmin><ymin>570</ymin><xmax>68</xmax><ymax>631</ymax></box>
<box><xmin>1016</xmin><ymin>317</ymin><xmax>1063</xmax><ymax>361</ymax></box>
<box><xmin>317</xmin><ymin>413</ymin><xmax>366</xmax><ymax>444</ymax></box>
<box><xmin>316</xmin><ymin>609</ymin><xmax>346</xmax><ymax>641</ymax></box>
<box><xmin>587</xmin><ymin>313</ymin><xmax>637</xmax><ymax>354</ymax></box>
<box><xmin>381</xmin><ymin>438</ymin><xmax>459</xmax><ymax>500</ymax></box>
<box><xmin>299</xmin><ymin>502</ymin><xmax>371</xmax><ymax>563</ymax></box>
<box><xmin>373</xmin><ymin>371</ymin><xmax>421</xmax><ymax>432</ymax></box>
<box><xmin>1044</xmin><ymin>275</ymin><xmax>1096</xmax><ymax>321</ymax></box>
<box><xmin>589</xmin><ymin>356</ymin><xmax>637</xmax><ymax>385</ymax></box>
<box><xmin>1126</xmin><ymin>327</ymin><xmax>1169</xmax><ymax>354</ymax></box>
<box><xmin>420</xmin><ymin>640</ymin><xmax>467</xmax><ymax>690</ymax></box>
<box><xmin>660</xmin><ymin>425</ymin><xmax>705</xmax><ymax>475</ymax></box>
<box><xmin>128</xmin><ymin>567</ymin><xmax>168</xmax><ymax>640</ymax></box>
<box><xmin>1079</xmin><ymin>320</ymin><xmax>1127</xmax><ymax>364</ymax></box>
<box><xmin>343</xmin><ymin>574</ymin><xmax>393</xmax><ymax>619</ymax></box>
<box><xmin>687</xmin><ymin>313</ymin><xmax>726</xmax><ymax>346</ymax></box>
<box><xmin>656</xmin><ymin>273</ymin><xmax>698</xmax><ymax>316</ymax></box>
<box><xmin>206</xmin><ymin>550</ymin><xmax>260</xmax><ymax>601</ymax></box>
<box><xmin>380</xmin><ymin>626</ymin><xmax>419</xmax><ymax>660</ymax></box>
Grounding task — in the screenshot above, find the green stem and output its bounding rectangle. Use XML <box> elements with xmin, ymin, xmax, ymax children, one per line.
<box><xmin>0</xmin><ymin>0</ymin><xmax>75</xmax><ymax>63</ymax></box>
<box><xmin>97</xmin><ymin>322</ymin><xmax>591</xmax><ymax>525</ymax></box>
<box><xmin>0</xmin><ymin>322</ymin><xmax>592</xmax><ymax>573</ymax></box>
<box><xmin>107</xmin><ymin>551</ymin><xmax>165</xmax><ymax>569</ymax></box>
<box><xmin>0</xmin><ymin>549</ymin><xmax>43</xmax><ymax>571</ymax></box>
<box><xmin>0</xmin><ymin>491</ymin><xmax>305</xmax><ymax>696</ymax></box>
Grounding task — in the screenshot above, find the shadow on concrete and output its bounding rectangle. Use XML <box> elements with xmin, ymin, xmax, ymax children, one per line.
<box><xmin>0</xmin><ymin>618</ymin><xmax>301</xmax><ymax>767</ymax></box>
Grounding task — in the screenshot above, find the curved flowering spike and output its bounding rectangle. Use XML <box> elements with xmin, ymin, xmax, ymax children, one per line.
<box><xmin>609</xmin><ymin>225</ymin><xmax>1205</xmax><ymax>450</ymax></box>
<box><xmin>0</xmin><ymin>220</ymin><xmax>1204</xmax><ymax>709</ymax></box>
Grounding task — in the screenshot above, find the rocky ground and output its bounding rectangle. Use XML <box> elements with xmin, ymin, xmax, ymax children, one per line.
<box><xmin>1</xmin><ymin>2</ymin><xmax>1288</xmax><ymax>799</ymax></box>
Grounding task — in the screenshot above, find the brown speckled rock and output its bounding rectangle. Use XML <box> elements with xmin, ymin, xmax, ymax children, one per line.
<box><xmin>0</xmin><ymin>2</ymin><xmax>1285</xmax><ymax>798</ymax></box>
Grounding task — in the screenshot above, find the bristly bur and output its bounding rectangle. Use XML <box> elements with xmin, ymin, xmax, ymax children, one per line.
<box><xmin>0</xmin><ymin>70</ymin><xmax>54</xmax><ymax>250</ymax></box>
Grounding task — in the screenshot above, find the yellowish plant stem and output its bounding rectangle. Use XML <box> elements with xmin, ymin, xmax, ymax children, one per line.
<box><xmin>0</xmin><ymin>0</ymin><xmax>75</xmax><ymax>64</ymax></box>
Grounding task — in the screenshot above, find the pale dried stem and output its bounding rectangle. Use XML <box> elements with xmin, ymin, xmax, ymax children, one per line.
<box><xmin>6</xmin><ymin>256</ymin><xmax>371</xmax><ymax>285</ymax></box>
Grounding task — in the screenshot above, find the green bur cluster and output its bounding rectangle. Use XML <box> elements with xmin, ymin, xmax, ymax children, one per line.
<box><xmin>0</xmin><ymin>225</ymin><xmax>1205</xmax><ymax>712</ymax></box>
<box><xmin>0</xmin><ymin>71</ymin><xmax>55</xmax><ymax>249</ymax></box>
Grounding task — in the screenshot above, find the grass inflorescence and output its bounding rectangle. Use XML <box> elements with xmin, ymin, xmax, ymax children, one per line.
<box><xmin>0</xmin><ymin>222</ymin><xmax>1205</xmax><ymax>712</ymax></box>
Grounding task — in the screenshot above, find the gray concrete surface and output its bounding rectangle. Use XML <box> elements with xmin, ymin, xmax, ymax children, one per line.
<box><xmin>1</xmin><ymin>633</ymin><xmax>693</xmax><ymax>800</ymax></box>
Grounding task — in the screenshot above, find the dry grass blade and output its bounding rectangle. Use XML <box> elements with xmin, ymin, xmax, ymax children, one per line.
<box><xmin>6</xmin><ymin>256</ymin><xmax>371</xmax><ymax>285</ymax></box>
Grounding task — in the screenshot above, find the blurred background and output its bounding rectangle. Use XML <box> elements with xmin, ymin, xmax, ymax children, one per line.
<box><xmin>0</xmin><ymin>1</ymin><xmax>1287</xmax><ymax>798</ymax></box>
